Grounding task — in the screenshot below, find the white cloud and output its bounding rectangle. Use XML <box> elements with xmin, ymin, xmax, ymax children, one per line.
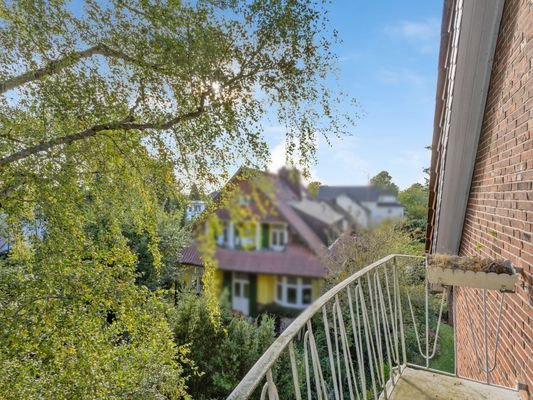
<box><xmin>315</xmin><ymin>135</ymin><xmax>373</xmax><ymax>185</ymax></box>
<box><xmin>385</xmin><ymin>18</ymin><xmax>440</xmax><ymax>54</ymax></box>
<box><xmin>268</xmin><ymin>141</ymin><xmax>287</xmax><ymax>172</ymax></box>
<box><xmin>387</xmin><ymin>18</ymin><xmax>440</xmax><ymax>39</ymax></box>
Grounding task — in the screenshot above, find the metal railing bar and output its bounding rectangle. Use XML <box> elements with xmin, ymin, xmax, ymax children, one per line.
<box><xmin>354</xmin><ymin>284</ymin><xmax>369</xmax><ymax>400</ymax></box>
<box><xmin>393</xmin><ymin>259</ymin><xmax>408</xmax><ymax>367</ymax></box>
<box><xmin>407</xmin><ymin>291</ymin><xmax>426</xmax><ymax>358</ymax></box>
<box><xmin>289</xmin><ymin>341</ymin><xmax>302</xmax><ymax>400</ymax></box>
<box><xmin>375</xmin><ymin>272</ymin><xmax>395</xmax><ymax>390</ymax></box>
<box><xmin>303</xmin><ymin>330</ymin><xmax>312</xmax><ymax>400</ymax></box>
<box><xmin>335</xmin><ymin>296</ymin><xmax>356</xmax><ymax>400</ymax></box>
<box><xmin>382</xmin><ymin>264</ymin><xmax>400</xmax><ymax>366</ymax></box>
<box><xmin>487</xmin><ymin>292</ymin><xmax>505</xmax><ymax>374</ymax></box>
<box><xmin>228</xmin><ymin>254</ymin><xmax>422</xmax><ymax>399</ymax></box>
<box><xmin>348</xmin><ymin>285</ymin><xmax>367</xmax><ymax>400</ymax></box>
<box><xmin>266</xmin><ymin>369</ymin><xmax>279</xmax><ymax>400</ymax></box>
<box><xmin>332</xmin><ymin>301</ymin><xmax>344</xmax><ymax>400</ymax></box>
<box><xmin>367</xmin><ymin>272</ymin><xmax>385</xmax><ymax>389</ymax></box>
<box><xmin>310</xmin><ymin>320</ymin><xmax>329</xmax><ymax>398</ymax></box>
<box><xmin>357</xmin><ymin>281</ymin><xmax>378</xmax><ymax>399</ymax></box>
<box><xmin>428</xmin><ymin>287</ymin><xmax>447</xmax><ymax>359</ymax></box>
<box><xmin>405</xmin><ymin>363</ymin><xmax>456</xmax><ymax>377</ymax></box>
<box><xmin>406</xmin><ymin>285</ymin><xmax>447</xmax><ymax>363</ymax></box>
<box><xmin>425</xmin><ymin>267</ymin><xmax>429</xmax><ymax>369</ymax></box>
<box><xmin>322</xmin><ymin>305</ymin><xmax>341</xmax><ymax>400</ymax></box>
<box><xmin>465</xmin><ymin>289</ymin><xmax>506</xmax><ymax>381</ymax></box>
<box><xmin>340</xmin><ymin>294</ymin><xmax>362</xmax><ymax>400</ymax></box>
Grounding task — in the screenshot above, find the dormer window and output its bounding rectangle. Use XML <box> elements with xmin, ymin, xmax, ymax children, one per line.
<box><xmin>378</xmin><ymin>195</ymin><xmax>396</xmax><ymax>203</ymax></box>
<box><xmin>234</xmin><ymin>223</ymin><xmax>256</xmax><ymax>250</ymax></box>
<box><xmin>271</xmin><ymin>224</ymin><xmax>286</xmax><ymax>251</ymax></box>
<box><xmin>217</xmin><ymin>221</ymin><xmax>230</xmax><ymax>246</ymax></box>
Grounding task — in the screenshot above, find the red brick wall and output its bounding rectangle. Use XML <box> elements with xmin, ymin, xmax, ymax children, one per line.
<box><xmin>456</xmin><ymin>0</ymin><xmax>532</xmax><ymax>398</ymax></box>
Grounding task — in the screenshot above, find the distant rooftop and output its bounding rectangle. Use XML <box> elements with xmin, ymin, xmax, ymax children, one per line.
<box><xmin>289</xmin><ymin>198</ymin><xmax>344</xmax><ymax>225</ymax></box>
<box><xmin>317</xmin><ymin>185</ymin><xmax>401</xmax><ymax>204</ymax></box>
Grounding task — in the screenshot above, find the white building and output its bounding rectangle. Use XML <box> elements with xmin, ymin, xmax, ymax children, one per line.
<box><xmin>185</xmin><ymin>200</ymin><xmax>206</xmax><ymax>221</ymax></box>
<box><xmin>317</xmin><ymin>186</ymin><xmax>404</xmax><ymax>228</ymax></box>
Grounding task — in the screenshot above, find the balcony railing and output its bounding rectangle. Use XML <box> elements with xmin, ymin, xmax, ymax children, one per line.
<box><xmin>228</xmin><ymin>254</ymin><xmax>520</xmax><ymax>400</ymax></box>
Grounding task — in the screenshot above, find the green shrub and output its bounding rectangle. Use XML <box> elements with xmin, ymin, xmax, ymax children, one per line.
<box><xmin>171</xmin><ymin>290</ymin><xmax>276</xmax><ymax>399</ymax></box>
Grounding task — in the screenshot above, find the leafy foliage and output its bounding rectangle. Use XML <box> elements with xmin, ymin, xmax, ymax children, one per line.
<box><xmin>398</xmin><ymin>183</ymin><xmax>428</xmax><ymax>222</ymax></box>
<box><xmin>129</xmin><ymin>205</ymin><xmax>190</xmax><ymax>290</ymax></box>
<box><xmin>369</xmin><ymin>171</ymin><xmax>399</xmax><ymax>196</ymax></box>
<box><xmin>307</xmin><ymin>181</ymin><xmax>322</xmax><ymax>198</ymax></box>
<box><xmin>0</xmin><ymin>146</ymin><xmax>193</xmax><ymax>399</ymax></box>
<box><xmin>321</xmin><ymin>222</ymin><xmax>452</xmax><ymax>396</ymax></box>
<box><xmin>0</xmin><ymin>0</ymin><xmax>354</xmax><ymax>397</ymax></box>
<box><xmin>324</xmin><ymin>220</ymin><xmax>424</xmax><ymax>282</ymax></box>
<box><xmin>0</xmin><ymin>0</ymin><xmax>354</xmax><ymax>182</ymax></box>
<box><xmin>398</xmin><ymin>182</ymin><xmax>429</xmax><ymax>243</ymax></box>
<box><xmin>171</xmin><ymin>290</ymin><xmax>276</xmax><ymax>400</ymax></box>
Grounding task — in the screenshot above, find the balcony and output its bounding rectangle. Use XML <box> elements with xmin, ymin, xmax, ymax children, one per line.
<box><xmin>228</xmin><ymin>255</ymin><xmax>520</xmax><ymax>400</ymax></box>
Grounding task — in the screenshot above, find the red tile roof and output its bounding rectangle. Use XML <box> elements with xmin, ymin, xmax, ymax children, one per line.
<box><xmin>181</xmin><ymin>243</ymin><xmax>328</xmax><ymax>278</ymax></box>
<box><xmin>267</xmin><ymin>174</ymin><xmax>327</xmax><ymax>254</ymax></box>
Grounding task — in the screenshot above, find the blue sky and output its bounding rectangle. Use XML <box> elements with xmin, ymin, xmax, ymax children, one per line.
<box><xmin>267</xmin><ymin>1</ymin><xmax>443</xmax><ymax>190</ymax></box>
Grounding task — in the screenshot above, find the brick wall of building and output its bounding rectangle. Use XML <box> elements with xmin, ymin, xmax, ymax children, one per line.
<box><xmin>456</xmin><ymin>0</ymin><xmax>532</xmax><ymax>398</ymax></box>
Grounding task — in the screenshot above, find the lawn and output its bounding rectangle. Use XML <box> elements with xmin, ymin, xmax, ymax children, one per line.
<box><xmin>429</xmin><ymin>323</ymin><xmax>455</xmax><ymax>373</ymax></box>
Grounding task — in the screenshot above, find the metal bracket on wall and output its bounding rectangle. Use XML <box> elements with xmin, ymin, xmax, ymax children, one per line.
<box><xmin>510</xmin><ymin>265</ymin><xmax>532</xmax><ymax>292</ymax></box>
<box><xmin>464</xmin><ymin>288</ymin><xmax>506</xmax><ymax>385</ymax></box>
<box><xmin>517</xmin><ymin>381</ymin><xmax>529</xmax><ymax>392</ymax></box>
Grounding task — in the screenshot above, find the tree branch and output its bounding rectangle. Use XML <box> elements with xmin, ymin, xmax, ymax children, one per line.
<box><xmin>0</xmin><ymin>43</ymin><xmax>164</xmax><ymax>94</ymax></box>
<box><xmin>0</xmin><ymin>100</ymin><xmax>208</xmax><ymax>166</ymax></box>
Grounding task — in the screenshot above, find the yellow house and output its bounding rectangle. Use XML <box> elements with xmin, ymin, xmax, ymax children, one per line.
<box><xmin>181</xmin><ymin>168</ymin><xmax>346</xmax><ymax>317</ymax></box>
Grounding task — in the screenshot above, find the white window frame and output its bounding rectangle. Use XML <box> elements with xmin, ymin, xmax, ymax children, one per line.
<box><xmin>234</xmin><ymin>225</ymin><xmax>255</xmax><ymax>249</ymax></box>
<box><xmin>270</xmin><ymin>224</ymin><xmax>287</xmax><ymax>251</ymax></box>
<box><xmin>275</xmin><ymin>276</ymin><xmax>313</xmax><ymax>308</ymax></box>
<box><xmin>217</xmin><ymin>221</ymin><xmax>230</xmax><ymax>246</ymax></box>
<box><xmin>189</xmin><ymin>268</ymin><xmax>203</xmax><ymax>294</ymax></box>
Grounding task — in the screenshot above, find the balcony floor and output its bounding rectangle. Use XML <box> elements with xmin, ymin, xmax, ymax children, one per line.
<box><xmin>389</xmin><ymin>368</ymin><xmax>519</xmax><ymax>400</ymax></box>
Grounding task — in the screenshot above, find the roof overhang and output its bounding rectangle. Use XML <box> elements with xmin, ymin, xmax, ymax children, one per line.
<box><xmin>426</xmin><ymin>0</ymin><xmax>505</xmax><ymax>254</ymax></box>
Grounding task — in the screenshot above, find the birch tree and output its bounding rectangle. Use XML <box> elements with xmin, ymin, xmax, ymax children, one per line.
<box><xmin>0</xmin><ymin>0</ymin><xmax>354</xmax><ymax>397</ymax></box>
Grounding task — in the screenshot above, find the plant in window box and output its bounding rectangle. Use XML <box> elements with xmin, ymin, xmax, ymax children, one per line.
<box><xmin>426</xmin><ymin>254</ymin><xmax>518</xmax><ymax>292</ymax></box>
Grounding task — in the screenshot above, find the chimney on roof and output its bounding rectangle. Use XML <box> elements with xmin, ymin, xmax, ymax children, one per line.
<box><xmin>278</xmin><ymin>167</ymin><xmax>302</xmax><ymax>200</ymax></box>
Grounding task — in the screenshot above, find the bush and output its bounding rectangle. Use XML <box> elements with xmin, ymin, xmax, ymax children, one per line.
<box><xmin>170</xmin><ymin>290</ymin><xmax>276</xmax><ymax>399</ymax></box>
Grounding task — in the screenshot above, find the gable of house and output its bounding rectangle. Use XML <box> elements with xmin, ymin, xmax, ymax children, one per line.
<box><xmin>180</xmin><ymin>168</ymin><xmax>339</xmax><ymax>316</ymax></box>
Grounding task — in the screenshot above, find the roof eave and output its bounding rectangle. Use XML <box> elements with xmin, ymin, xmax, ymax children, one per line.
<box><xmin>426</xmin><ymin>0</ymin><xmax>505</xmax><ymax>254</ymax></box>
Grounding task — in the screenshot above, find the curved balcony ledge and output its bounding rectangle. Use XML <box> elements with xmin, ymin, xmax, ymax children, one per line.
<box><xmin>228</xmin><ymin>254</ymin><xmax>520</xmax><ymax>400</ymax></box>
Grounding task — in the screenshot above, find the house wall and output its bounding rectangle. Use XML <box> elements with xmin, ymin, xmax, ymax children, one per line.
<box><xmin>202</xmin><ymin>272</ymin><xmax>323</xmax><ymax>316</ymax></box>
<box><xmin>336</xmin><ymin>194</ymin><xmax>369</xmax><ymax>227</ymax></box>
<box><xmin>257</xmin><ymin>274</ymin><xmax>276</xmax><ymax>304</ymax></box>
<box><xmin>214</xmin><ymin>269</ymin><xmax>224</xmax><ymax>293</ymax></box>
<box><xmin>456</xmin><ymin>1</ymin><xmax>532</xmax><ymax>396</ymax></box>
<box><xmin>370</xmin><ymin>205</ymin><xmax>404</xmax><ymax>225</ymax></box>
<box><xmin>361</xmin><ymin>201</ymin><xmax>403</xmax><ymax>226</ymax></box>
<box><xmin>257</xmin><ymin>275</ymin><xmax>322</xmax><ymax>307</ymax></box>
<box><xmin>312</xmin><ymin>279</ymin><xmax>321</xmax><ymax>300</ymax></box>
